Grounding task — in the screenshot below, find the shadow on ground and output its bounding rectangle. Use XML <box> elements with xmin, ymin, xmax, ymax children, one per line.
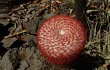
<box><xmin>0</xmin><ymin>23</ymin><xmax>14</xmax><ymax>56</ymax></box>
<box><xmin>68</xmin><ymin>52</ymin><xmax>105</xmax><ymax>70</ymax></box>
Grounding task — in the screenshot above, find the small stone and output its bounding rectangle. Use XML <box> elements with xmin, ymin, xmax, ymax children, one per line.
<box><xmin>2</xmin><ymin>37</ymin><xmax>17</xmax><ymax>48</ymax></box>
<box><xmin>44</xmin><ymin>12</ymin><xmax>55</xmax><ymax>19</ymax></box>
<box><xmin>0</xmin><ymin>50</ymin><xmax>14</xmax><ymax>70</ymax></box>
<box><xmin>19</xmin><ymin>60</ymin><xmax>28</xmax><ymax>70</ymax></box>
<box><xmin>24</xmin><ymin>17</ymin><xmax>39</xmax><ymax>34</ymax></box>
<box><xmin>18</xmin><ymin>45</ymin><xmax>46</xmax><ymax>70</ymax></box>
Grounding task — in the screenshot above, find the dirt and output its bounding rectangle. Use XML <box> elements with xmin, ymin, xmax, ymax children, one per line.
<box><xmin>0</xmin><ymin>0</ymin><xmax>70</xmax><ymax>70</ymax></box>
<box><xmin>0</xmin><ymin>0</ymin><xmax>109</xmax><ymax>70</ymax></box>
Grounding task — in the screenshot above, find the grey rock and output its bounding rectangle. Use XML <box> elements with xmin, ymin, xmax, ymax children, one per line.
<box><xmin>18</xmin><ymin>44</ymin><xmax>47</xmax><ymax>70</ymax></box>
<box><xmin>0</xmin><ymin>50</ymin><xmax>14</xmax><ymax>70</ymax></box>
<box><xmin>24</xmin><ymin>17</ymin><xmax>39</xmax><ymax>34</ymax></box>
<box><xmin>18</xmin><ymin>60</ymin><xmax>28</xmax><ymax>70</ymax></box>
<box><xmin>44</xmin><ymin>12</ymin><xmax>55</xmax><ymax>19</ymax></box>
<box><xmin>2</xmin><ymin>37</ymin><xmax>17</xmax><ymax>48</ymax></box>
<box><xmin>23</xmin><ymin>34</ymin><xmax>36</xmax><ymax>43</ymax></box>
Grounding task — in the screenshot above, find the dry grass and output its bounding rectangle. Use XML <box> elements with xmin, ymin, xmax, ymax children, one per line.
<box><xmin>50</xmin><ymin>0</ymin><xmax>110</xmax><ymax>70</ymax></box>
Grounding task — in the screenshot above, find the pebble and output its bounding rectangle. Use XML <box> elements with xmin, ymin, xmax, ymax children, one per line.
<box><xmin>0</xmin><ymin>50</ymin><xmax>14</xmax><ymax>70</ymax></box>
<box><xmin>24</xmin><ymin>17</ymin><xmax>39</xmax><ymax>34</ymax></box>
<box><xmin>0</xmin><ymin>1</ymin><xmax>62</xmax><ymax>70</ymax></box>
<box><xmin>23</xmin><ymin>34</ymin><xmax>36</xmax><ymax>43</ymax></box>
<box><xmin>2</xmin><ymin>37</ymin><xmax>17</xmax><ymax>48</ymax></box>
<box><xmin>18</xmin><ymin>60</ymin><xmax>28</xmax><ymax>70</ymax></box>
<box><xmin>44</xmin><ymin>12</ymin><xmax>55</xmax><ymax>19</ymax></box>
<box><xmin>18</xmin><ymin>45</ymin><xmax>46</xmax><ymax>70</ymax></box>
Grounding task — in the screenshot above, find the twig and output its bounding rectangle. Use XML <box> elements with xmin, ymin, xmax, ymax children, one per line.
<box><xmin>4</xmin><ymin>29</ymin><xmax>26</xmax><ymax>39</ymax></box>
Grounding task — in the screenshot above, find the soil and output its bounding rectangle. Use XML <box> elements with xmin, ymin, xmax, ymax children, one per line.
<box><xmin>0</xmin><ymin>0</ymin><xmax>71</xmax><ymax>70</ymax></box>
<box><xmin>0</xmin><ymin>0</ymin><xmax>109</xmax><ymax>70</ymax></box>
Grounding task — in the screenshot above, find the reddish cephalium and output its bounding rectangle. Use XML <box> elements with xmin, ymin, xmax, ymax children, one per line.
<box><xmin>36</xmin><ymin>15</ymin><xmax>86</xmax><ymax>66</ymax></box>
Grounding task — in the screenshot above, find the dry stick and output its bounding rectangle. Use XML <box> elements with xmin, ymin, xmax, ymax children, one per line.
<box><xmin>6</xmin><ymin>6</ymin><xmax>48</xmax><ymax>39</ymax></box>
<box><xmin>4</xmin><ymin>29</ymin><xmax>26</xmax><ymax>39</ymax></box>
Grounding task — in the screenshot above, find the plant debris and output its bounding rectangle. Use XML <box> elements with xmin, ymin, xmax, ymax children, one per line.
<box><xmin>0</xmin><ymin>0</ymin><xmax>109</xmax><ymax>70</ymax></box>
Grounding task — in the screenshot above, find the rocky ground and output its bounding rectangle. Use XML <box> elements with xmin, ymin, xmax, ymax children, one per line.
<box><xmin>0</xmin><ymin>0</ymin><xmax>60</xmax><ymax>70</ymax></box>
<box><xmin>0</xmin><ymin>0</ymin><xmax>110</xmax><ymax>70</ymax></box>
<box><xmin>0</xmin><ymin>0</ymin><xmax>76</xmax><ymax>70</ymax></box>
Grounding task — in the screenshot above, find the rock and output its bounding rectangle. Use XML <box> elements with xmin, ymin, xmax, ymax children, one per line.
<box><xmin>0</xmin><ymin>40</ymin><xmax>61</xmax><ymax>70</ymax></box>
<box><xmin>0</xmin><ymin>48</ymin><xmax>21</xmax><ymax>70</ymax></box>
<box><xmin>2</xmin><ymin>37</ymin><xmax>17</xmax><ymax>48</ymax></box>
<box><xmin>43</xmin><ymin>12</ymin><xmax>55</xmax><ymax>19</ymax></box>
<box><xmin>0</xmin><ymin>49</ymin><xmax>14</xmax><ymax>70</ymax></box>
<box><xmin>18</xmin><ymin>42</ymin><xmax>47</xmax><ymax>70</ymax></box>
<box><xmin>23</xmin><ymin>34</ymin><xmax>36</xmax><ymax>43</ymax></box>
<box><xmin>18</xmin><ymin>60</ymin><xmax>28</xmax><ymax>70</ymax></box>
<box><xmin>24</xmin><ymin>17</ymin><xmax>39</xmax><ymax>34</ymax></box>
